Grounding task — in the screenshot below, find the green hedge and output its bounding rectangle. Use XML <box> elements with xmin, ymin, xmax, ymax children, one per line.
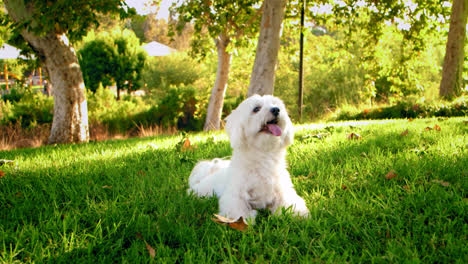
<box><xmin>333</xmin><ymin>96</ymin><xmax>468</xmax><ymax>121</ymax></box>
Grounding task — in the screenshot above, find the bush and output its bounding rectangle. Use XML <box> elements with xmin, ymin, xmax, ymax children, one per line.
<box><xmin>141</xmin><ymin>53</ymin><xmax>203</xmax><ymax>98</ymax></box>
<box><xmin>87</xmin><ymin>85</ymin><xmax>150</xmax><ymax>132</ymax></box>
<box><xmin>0</xmin><ymin>91</ymin><xmax>53</xmax><ymax>127</ymax></box>
<box><xmin>1</xmin><ymin>86</ymin><xmax>26</xmax><ymax>103</ymax></box>
<box><xmin>332</xmin><ymin>96</ymin><xmax>468</xmax><ymax>121</ymax></box>
<box><xmin>138</xmin><ymin>85</ymin><xmax>207</xmax><ymax>131</ymax></box>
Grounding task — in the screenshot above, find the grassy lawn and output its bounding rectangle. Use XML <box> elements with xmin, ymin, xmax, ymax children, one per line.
<box><xmin>0</xmin><ymin>117</ymin><xmax>467</xmax><ymax>263</ymax></box>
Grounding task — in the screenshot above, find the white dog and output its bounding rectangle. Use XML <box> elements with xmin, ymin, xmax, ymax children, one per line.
<box><xmin>188</xmin><ymin>95</ymin><xmax>309</xmax><ymax>222</ymax></box>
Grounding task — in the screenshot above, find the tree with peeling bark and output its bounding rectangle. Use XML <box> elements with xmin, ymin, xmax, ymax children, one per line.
<box><xmin>2</xmin><ymin>0</ymin><xmax>132</xmax><ymax>144</ymax></box>
<box><xmin>171</xmin><ymin>0</ymin><xmax>262</xmax><ymax>131</ymax></box>
<box><xmin>247</xmin><ymin>0</ymin><xmax>287</xmax><ymax>97</ymax></box>
<box><xmin>439</xmin><ymin>0</ymin><xmax>467</xmax><ymax>99</ymax></box>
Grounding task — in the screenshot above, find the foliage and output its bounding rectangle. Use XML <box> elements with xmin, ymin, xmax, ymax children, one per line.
<box><xmin>332</xmin><ymin>96</ymin><xmax>468</xmax><ymax>121</ymax></box>
<box><xmin>78</xmin><ymin>29</ymin><xmax>147</xmax><ymax>96</ymax></box>
<box><xmin>276</xmin><ymin>13</ymin><xmax>447</xmax><ymax>121</ymax></box>
<box><xmin>0</xmin><ymin>90</ymin><xmax>53</xmax><ymax>127</ymax></box>
<box><xmin>0</xmin><ymin>0</ymin><xmax>134</xmax><ymax>52</ymax></box>
<box><xmin>88</xmin><ymin>85</ymin><xmax>207</xmax><ymax>132</ymax></box>
<box><xmin>1</xmin><ymin>85</ymin><xmax>25</xmax><ymax>102</ymax></box>
<box><xmin>78</xmin><ymin>39</ymin><xmax>116</xmax><ymax>92</ymax></box>
<box><xmin>0</xmin><ymin>118</ymin><xmax>466</xmax><ymax>262</ymax></box>
<box><xmin>170</xmin><ymin>0</ymin><xmax>262</xmax><ymax>58</ymax></box>
<box><xmin>141</xmin><ymin>53</ymin><xmax>203</xmax><ymax>98</ymax></box>
<box><xmin>147</xmin><ymin>85</ymin><xmax>207</xmax><ymax>131</ymax></box>
<box><xmin>87</xmin><ymin>85</ymin><xmax>150</xmax><ymax>132</ymax></box>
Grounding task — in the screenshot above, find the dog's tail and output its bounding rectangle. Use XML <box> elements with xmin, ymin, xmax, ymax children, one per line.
<box><xmin>188</xmin><ymin>158</ymin><xmax>230</xmax><ymax>197</ymax></box>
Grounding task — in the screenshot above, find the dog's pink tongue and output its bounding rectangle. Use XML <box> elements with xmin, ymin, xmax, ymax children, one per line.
<box><xmin>267</xmin><ymin>124</ymin><xmax>282</xmax><ymax>136</ymax></box>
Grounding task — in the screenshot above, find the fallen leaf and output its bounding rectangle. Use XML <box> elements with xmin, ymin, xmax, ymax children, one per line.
<box><xmin>433</xmin><ymin>124</ymin><xmax>441</xmax><ymax>131</ymax></box>
<box><xmin>463</xmin><ymin>121</ymin><xmax>468</xmax><ymax>124</ymax></box>
<box><xmin>385</xmin><ymin>170</ymin><xmax>398</xmax><ymax>180</ymax></box>
<box><xmin>137</xmin><ymin>170</ymin><xmax>146</xmax><ymax>176</ymax></box>
<box><xmin>341</xmin><ymin>184</ymin><xmax>348</xmax><ymax>190</ymax></box>
<box><xmin>347</xmin><ymin>132</ymin><xmax>362</xmax><ymax>140</ymax></box>
<box><xmin>212</xmin><ymin>214</ymin><xmax>248</xmax><ymax>231</ymax></box>
<box><xmin>424</xmin><ymin>127</ymin><xmax>433</xmax><ymax>131</ymax></box>
<box><xmin>102</xmin><ymin>185</ymin><xmax>112</xmax><ymax>189</ymax></box>
<box><xmin>402</xmin><ymin>185</ymin><xmax>410</xmax><ymax>190</ymax></box>
<box><xmin>400</xmin><ymin>129</ymin><xmax>409</xmax><ymax>136</ymax></box>
<box><xmin>408</xmin><ymin>118</ymin><xmax>414</xmax><ymax>122</ymax></box>
<box><xmin>15</xmin><ymin>192</ymin><xmax>22</xmax><ymax>198</ymax></box>
<box><xmin>182</xmin><ymin>138</ymin><xmax>191</xmax><ymax>150</ymax></box>
<box><xmin>432</xmin><ymin>179</ymin><xmax>450</xmax><ymax>187</ymax></box>
<box><xmin>145</xmin><ymin>241</ymin><xmax>156</xmax><ymax>258</ymax></box>
<box><xmin>0</xmin><ymin>170</ymin><xmax>4</xmax><ymax>178</ymax></box>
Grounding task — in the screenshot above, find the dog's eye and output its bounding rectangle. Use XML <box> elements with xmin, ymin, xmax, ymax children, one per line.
<box><xmin>253</xmin><ymin>106</ymin><xmax>261</xmax><ymax>113</ymax></box>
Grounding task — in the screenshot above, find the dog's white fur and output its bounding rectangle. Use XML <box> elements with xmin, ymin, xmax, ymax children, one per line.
<box><xmin>188</xmin><ymin>95</ymin><xmax>309</xmax><ymax>222</ymax></box>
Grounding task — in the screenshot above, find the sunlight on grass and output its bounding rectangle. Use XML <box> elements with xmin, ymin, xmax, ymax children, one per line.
<box><xmin>0</xmin><ymin>117</ymin><xmax>466</xmax><ymax>262</ymax></box>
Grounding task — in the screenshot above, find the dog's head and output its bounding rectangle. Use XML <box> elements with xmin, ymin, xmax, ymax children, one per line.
<box><xmin>225</xmin><ymin>94</ymin><xmax>294</xmax><ymax>151</ymax></box>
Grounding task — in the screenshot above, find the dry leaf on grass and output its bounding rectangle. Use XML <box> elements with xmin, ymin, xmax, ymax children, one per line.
<box><xmin>176</xmin><ymin>137</ymin><xmax>196</xmax><ymax>152</ymax></box>
<box><xmin>0</xmin><ymin>169</ymin><xmax>5</xmax><ymax>178</ymax></box>
<box><xmin>102</xmin><ymin>185</ymin><xmax>112</xmax><ymax>189</ymax></box>
<box><xmin>135</xmin><ymin>233</ymin><xmax>156</xmax><ymax>258</ymax></box>
<box><xmin>408</xmin><ymin>118</ymin><xmax>414</xmax><ymax>122</ymax></box>
<box><xmin>385</xmin><ymin>170</ymin><xmax>398</xmax><ymax>180</ymax></box>
<box><xmin>145</xmin><ymin>242</ymin><xmax>156</xmax><ymax>258</ymax></box>
<box><xmin>347</xmin><ymin>133</ymin><xmax>362</xmax><ymax>140</ymax></box>
<box><xmin>400</xmin><ymin>129</ymin><xmax>409</xmax><ymax>136</ymax></box>
<box><xmin>182</xmin><ymin>138</ymin><xmax>191</xmax><ymax>150</ymax></box>
<box><xmin>212</xmin><ymin>214</ymin><xmax>248</xmax><ymax>231</ymax></box>
<box><xmin>425</xmin><ymin>125</ymin><xmax>441</xmax><ymax>132</ymax></box>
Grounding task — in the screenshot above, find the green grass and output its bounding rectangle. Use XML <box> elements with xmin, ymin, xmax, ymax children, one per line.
<box><xmin>1</xmin><ymin>117</ymin><xmax>467</xmax><ymax>263</ymax></box>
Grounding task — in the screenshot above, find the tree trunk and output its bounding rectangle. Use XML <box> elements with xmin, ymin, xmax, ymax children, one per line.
<box><xmin>247</xmin><ymin>0</ymin><xmax>287</xmax><ymax>97</ymax></box>
<box><xmin>204</xmin><ymin>34</ymin><xmax>232</xmax><ymax>131</ymax></box>
<box><xmin>439</xmin><ymin>0</ymin><xmax>467</xmax><ymax>99</ymax></box>
<box><xmin>33</xmin><ymin>33</ymin><xmax>89</xmax><ymax>144</ymax></box>
<box><xmin>4</xmin><ymin>0</ymin><xmax>89</xmax><ymax>144</ymax></box>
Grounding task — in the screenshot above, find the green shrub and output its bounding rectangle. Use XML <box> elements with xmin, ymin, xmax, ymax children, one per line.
<box><xmin>1</xmin><ymin>86</ymin><xmax>26</xmax><ymax>103</ymax></box>
<box><xmin>87</xmin><ymin>85</ymin><xmax>150</xmax><ymax>132</ymax></box>
<box><xmin>143</xmin><ymin>85</ymin><xmax>207</xmax><ymax>131</ymax></box>
<box><xmin>332</xmin><ymin>96</ymin><xmax>468</xmax><ymax>121</ymax></box>
<box><xmin>0</xmin><ymin>91</ymin><xmax>53</xmax><ymax>127</ymax></box>
<box><xmin>141</xmin><ymin>53</ymin><xmax>202</xmax><ymax>98</ymax></box>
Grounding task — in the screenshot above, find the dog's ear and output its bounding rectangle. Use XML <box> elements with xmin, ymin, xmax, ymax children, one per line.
<box><xmin>280</xmin><ymin>111</ymin><xmax>294</xmax><ymax>147</ymax></box>
<box><xmin>225</xmin><ymin>109</ymin><xmax>246</xmax><ymax>149</ymax></box>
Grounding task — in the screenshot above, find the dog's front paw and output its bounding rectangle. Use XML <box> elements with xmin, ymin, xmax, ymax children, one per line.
<box><xmin>293</xmin><ymin>204</ymin><xmax>310</xmax><ymax>218</ymax></box>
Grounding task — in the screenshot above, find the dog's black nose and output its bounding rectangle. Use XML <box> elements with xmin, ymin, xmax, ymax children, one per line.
<box><xmin>270</xmin><ymin>107</ymin><xmax>280</xmax><ymax>116</ymax></box>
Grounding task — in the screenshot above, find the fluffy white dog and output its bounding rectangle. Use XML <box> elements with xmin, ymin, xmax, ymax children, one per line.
<box><xmin>188</xmin><ymin>94</ymin><xmax>309</xmax><ymax>222</ymax></box>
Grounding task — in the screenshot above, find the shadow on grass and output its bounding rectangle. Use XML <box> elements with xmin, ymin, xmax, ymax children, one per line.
<box><xmin>0</xmin><ymin>125</ymin><xmax>466</xmax><ymax>262</ymax></box>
